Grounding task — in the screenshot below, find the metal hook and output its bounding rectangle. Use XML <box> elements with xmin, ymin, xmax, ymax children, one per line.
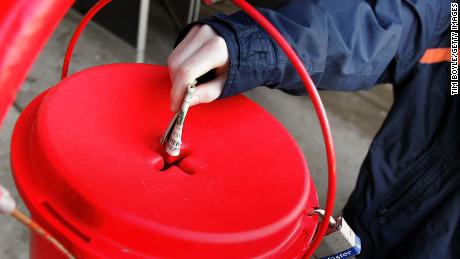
<box><xmin>306</xmin><ymin>208</ymin><xmax>337</xmax><ymax>228</ymax></box>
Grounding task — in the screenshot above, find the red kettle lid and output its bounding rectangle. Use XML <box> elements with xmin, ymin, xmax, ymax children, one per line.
<box><xmin>11</xmin><ymin>64</ymin><xmax>318</xmax><ymax>258</ymax></box>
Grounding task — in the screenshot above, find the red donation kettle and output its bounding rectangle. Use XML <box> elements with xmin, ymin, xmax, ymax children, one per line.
<box><xmin>2</xmin><ymin>0</ymin><xmax>337</xmax><ymax>258</ymax></box>
<box><xmin>12</xmin><ymin>63</ymin><xmax>319</xmax><ymax>258</ymax></box>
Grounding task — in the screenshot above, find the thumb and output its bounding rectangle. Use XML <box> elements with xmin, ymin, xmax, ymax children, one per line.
<box><xmin>190</xmin><ymin>73</ymin><xmax>227</xmax><ymax>106</ymax></box>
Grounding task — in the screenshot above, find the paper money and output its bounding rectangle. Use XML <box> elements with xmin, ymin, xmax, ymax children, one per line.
<box><xmin>160</xmin><ymin>81</ymin><xmax>196</xmax><ymax>156</ymax></box>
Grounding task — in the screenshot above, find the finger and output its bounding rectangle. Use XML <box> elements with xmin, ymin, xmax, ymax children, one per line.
<box><xmin>190</xmin><ymin>72</ymin><xmax>227</xmax><ymax>106</ymax></box>
<box><xmin>168</xmin><ymin>25</ymin><xmax>217</xmax><ymax>77</ymax></box>
<box><xmin>174</xmin><ymin>37</ymin><xmax>228</xmax><ymax>85</ymax></box>
<box><xmin>167</xmin><ymin>25</ymin><xmax>201</xmax><ymax>80</ymax></box>
<box><xmin>173</xmin><ymin>25</ymin><xmax>201</xmax><ymax>53</ymax></box>
<box><xmin>170</xmin><ymin>37</ymin><xmax>228</xmax><ymax>111</ymax></box>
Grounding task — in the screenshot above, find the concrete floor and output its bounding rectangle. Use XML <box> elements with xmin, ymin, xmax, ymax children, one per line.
<box><xmin>0</xmin><ymin>3</ymin><xmax>392</xmax><ymax>258</ymax></box>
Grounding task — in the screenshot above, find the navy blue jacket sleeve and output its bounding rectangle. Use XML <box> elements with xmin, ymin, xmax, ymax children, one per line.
<box><xmin>195</xmin><ymin>0</ymin><xmax>405</xmax><ymax>97</ymax></box>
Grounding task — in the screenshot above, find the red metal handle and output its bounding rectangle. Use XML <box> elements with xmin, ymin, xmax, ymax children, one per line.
<box><xmin>230</xmin><ymin>1</ymin><xmax>337</xmax><ymax>257</ymax></box>
<box><xmin>61</xmin><ymin>0</ymin><xmax>112</xmax><ymax>79</ymax></box>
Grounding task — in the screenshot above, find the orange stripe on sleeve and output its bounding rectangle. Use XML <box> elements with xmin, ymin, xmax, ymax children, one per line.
<box><xmin>419</xmin><ymin>48</ymin><xmax>451</xmax><ymax>64</ymax></box>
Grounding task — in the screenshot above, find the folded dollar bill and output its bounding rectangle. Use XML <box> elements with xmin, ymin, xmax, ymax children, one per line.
<box><xmin>160</xmin><ymin>81</ymin><xmax>196</xmax><ymax>156</ymax></box>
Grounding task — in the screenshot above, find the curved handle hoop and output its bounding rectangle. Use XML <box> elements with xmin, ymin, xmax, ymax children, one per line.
<box><xmin>230</xmin><ymin>1</ymin><xmax>337</xmax><ymax>257</ymax></box>
<box><xmin>61</xmin><ymin>0</ymin><xmax>112</xmax><ymax>79</ymax></box>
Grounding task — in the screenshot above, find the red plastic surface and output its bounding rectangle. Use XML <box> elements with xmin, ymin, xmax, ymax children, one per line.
<box><xmin>11</xmin><ymin>64</ymin><xmax>319</xmax><ymax>258</ymax></box>
<box><xmin>0</xmin><ymin>0</ymin><xmax>73</xmax><ymax>125</ymax></box>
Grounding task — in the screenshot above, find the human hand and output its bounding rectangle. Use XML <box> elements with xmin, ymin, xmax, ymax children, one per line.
<box><xmin>167</xmin><ymin>25</ymin><xmax>229</xmax><ymax>112</ymax></box>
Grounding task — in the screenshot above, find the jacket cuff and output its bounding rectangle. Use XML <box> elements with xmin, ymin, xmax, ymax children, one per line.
<box><xmin>193</xmin><ymin>12</ymin><xmax>277</xmax><ymax>98</ymax></box>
